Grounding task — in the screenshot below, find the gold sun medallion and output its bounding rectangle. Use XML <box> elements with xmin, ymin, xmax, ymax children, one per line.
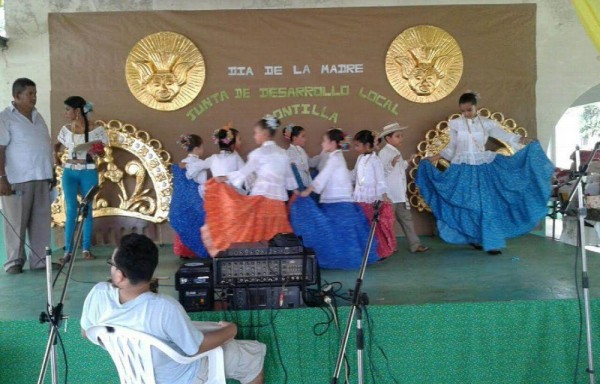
<box><xmin>385</xmin><ymin>25</ymin><xmax>463</xmax><ymax>103</ymax></box>
<box><xmin>126</xmin><ymin>31</ymin><xmax>205</xmax><ymax>111</ymax></box>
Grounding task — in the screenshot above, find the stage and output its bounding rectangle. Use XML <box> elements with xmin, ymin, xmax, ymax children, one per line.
<box><xmin>1</xmin><ymin>234</ymin><xmax>599</xmax><ymax>383</ymax></box>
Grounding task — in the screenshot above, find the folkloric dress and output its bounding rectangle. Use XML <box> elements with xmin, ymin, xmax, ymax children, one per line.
<box><xmin>352</xmin><ymin>152</ymin><xmax>397</xmax><ymax>258</ymax></box>
<box><xmin>416</xmin><ymin>115</ymin><xmax>554</xmax><ymax>251</ymax></box>
<box><xmin>171</xmin><ymin>151</ymin><xmax>248</xmax><ymax>258</ymax></box>
<box><xmin>202</xmin><ymin>141</ymin><xmax>297</xmax><ymax>256</ymax></box>
<box><xmin>290</xmin><ymin>149</ymin><xmax>379</xmax><ymax>269</ymax></box>
<box><xmin>170</xmin><ymin>154</ymin><xmax>209</xmax><ymax>258</ymax></box>
<box><xmin>286</xmin><ymin>144</ymin><xmax>312</xmax><ymax>188</ymax></box>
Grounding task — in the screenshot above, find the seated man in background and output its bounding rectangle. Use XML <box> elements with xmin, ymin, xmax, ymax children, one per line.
<box><xmin>80</xmin><ymin>233</ymin><xmax>266</xmax><ymax>384</ymax></box>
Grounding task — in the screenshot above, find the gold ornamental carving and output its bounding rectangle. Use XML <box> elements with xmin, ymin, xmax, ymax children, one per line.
<box><xmin>51</xmin><ymin>120</ymin><xmax>173</xmax><ymax>226</ymax></box>
<box><xmin>385</xmin><ymin>25</ymin><xmax>463</xmax><ymax>103</ymax></box>
<box><xmin>126</xmin><ymin>31</ymin><xmax>205</xmax><ymax>111</ymax></box>
<box><xmin>407</xmin><ymin>108</ymin><xmax>528</xmax><ymax>212</ymax></box>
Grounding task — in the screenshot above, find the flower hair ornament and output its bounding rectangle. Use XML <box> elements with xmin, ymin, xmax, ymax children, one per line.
<box><xmin>263</xmin><ymin>114</ymin><xmax>280</xmax><ymax>130</ymax></box>
<box><xmin>83</xmin><ymin>102</ymin><xmax>94</xmax><ymax>114</ymax></box>
<box><xmin>177</xmin><ymin>134</ymin><xmax>192</xmax><ymax>150</ymax></box>
<box><xmin>212</xmin><ymin>122</ymin><xmax>235</xmax><ymax>145</ymax></box>
<box><xmin>282</xmin><ymin>124</ymin><xmax>295</xmax><ymax>140</ymax></box>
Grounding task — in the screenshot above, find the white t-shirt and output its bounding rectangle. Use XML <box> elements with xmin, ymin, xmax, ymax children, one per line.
<box><xmin>57</xmin><ymin>124</ymin><xmax>109</xmax><ymax>161</ymax></box>
<box><xmin>80</xmin><ymin>282</ymin><xmax>204</xmax><ymax>384</ymax></box>
<box><xmin>0</xmin><ymin>105</ymin><xmax>53</xmax><ymax>184</ymax></box>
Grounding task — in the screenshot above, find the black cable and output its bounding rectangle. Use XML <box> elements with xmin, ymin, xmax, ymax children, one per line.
<box><xmin>0</xmin><ymin>208</ymin><xmax>46</xmax><ymax>264</ymax></box>
<box><xmin>53</xmin><ymin>323</ymin><xmax>68</xmax><ymax>384</ymax></box>
<box><xmin>269</xmin><ymin>307</ymin><xmax>288</xmax><ymax>384</ymax></box>
<box><xmin>364</xmin><ymin>305</ymin><xmax>399</xmax><ymax>384</ymax></box>
<box><xmin>362</xmin><ymin>304</ymin><xmax>378</xmax><ymax>383</ymax></box>
<box><xmin>313</xmin><ymin>305</ymin><xmax>335</xmax><ymax>336</ymax></box>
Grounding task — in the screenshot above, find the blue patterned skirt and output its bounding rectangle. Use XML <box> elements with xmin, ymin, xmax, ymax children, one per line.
<box><xmin>416</xmin><ymin>141</ymin><xmax>554</xmax><ymax>251</ymax></box>
<box><xmin>168</xmin><ymin>165</ymin><xmax>208</xmax><ymax>257</ymax></box>
<box><xmin>289</xmin><ymin>197</ymin><xmax>379</xmax><ymax>269</ymax></box>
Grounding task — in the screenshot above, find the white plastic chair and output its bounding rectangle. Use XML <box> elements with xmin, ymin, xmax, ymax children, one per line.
<box><xmin>86</xmin><ymin>324</ymin><xmax>226</xmax><ymax>384</ymax></box>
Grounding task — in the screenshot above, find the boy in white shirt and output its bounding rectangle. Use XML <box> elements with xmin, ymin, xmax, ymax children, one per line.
<box><xmin>378</xmin><ymin>123</ymin><xmax>429</xmax><ymax>253</ymax></box>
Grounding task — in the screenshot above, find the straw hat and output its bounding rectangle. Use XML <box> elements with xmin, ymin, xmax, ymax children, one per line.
<box><xmin>377</xmin><ymin>122</ymin><xmax>408</xmax><ymax>140</ymax></box>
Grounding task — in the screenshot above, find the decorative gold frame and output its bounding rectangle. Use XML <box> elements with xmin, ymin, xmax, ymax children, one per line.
<box><xmin>51</xmin><ymin>120</ymin><xmax>173</xmax><ymax>227</ymax></box>
<box><xmin>407</xmin><ymin>108</ymin><xmax>528</xmax><ymax>212</ymax></box>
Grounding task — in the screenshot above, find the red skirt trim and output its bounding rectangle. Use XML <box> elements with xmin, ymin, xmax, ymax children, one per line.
<box><xmin>173</xmin><ymin>233</ymin><xmax>197</xmax><ymax>258</ymax></box>
<box><xmin>358</xmin><ymin>202</ymin><xmax>397</xmax><ymax>258</ymax></box>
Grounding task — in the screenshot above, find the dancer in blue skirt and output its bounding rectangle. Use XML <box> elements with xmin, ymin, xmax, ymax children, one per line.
<box><xmin>291</xmin><ymin>128</ymin><xmax>379</xmax><ymax>269</ymax></box>
<box><xmin>416</xmin><ymin>92</ymin><xmax>554</xmax><ymax>255</ymax></box>
<box><xmin>169</xmin><ymin>134</ymin><xmax>208</xmax><ymax>257</ymax></box>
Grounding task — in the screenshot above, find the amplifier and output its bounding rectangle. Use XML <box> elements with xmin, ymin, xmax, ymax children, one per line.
<box><xmin>230</xmin><ymin>286</ymin><xmax>303</xmax><ymax>310</ymax></box>
<box><xmin>213</xmin><ymin>251</ymin><xmax>317</xmax><ymax>287</ymax></box>
<box><xmin>175</xmin><ymin>260</ymin><xmax>212</xmax><ymax>290</ymax></box>
<box><xmin>179</xmin><ymin>289</ymin><xmax>213</xmax><ymax>312</ymax></box>
<box><xmin>219</xmin><ymin>241</ymin><xmax>304</xmax><ymax>256</ymax></box>
<box><xmin>175</xmin><ymin>260</ymin><xmax>213</xmax><ymax>312</ymax></box>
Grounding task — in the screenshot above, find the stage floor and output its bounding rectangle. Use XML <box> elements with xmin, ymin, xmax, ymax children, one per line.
<box><xmin>0</xmin><ymin>233</ymin><xmax>595</xmax><ymax>322</ymax></box>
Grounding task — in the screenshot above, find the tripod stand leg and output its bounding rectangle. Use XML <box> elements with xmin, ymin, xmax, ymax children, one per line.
<box><xmin>331</xmin><ymin>201</ymin><xmax>381</xmax><ymax>384</ymax></box>
<box><xmin>572</xmin><ymin>147</ymin><xmax>596</xmax><ymax>384</ymax></box>
<box><xmin>38</xmin><ymin>326</ymin><xmax>58</xmax><ymax>384</ymax></box>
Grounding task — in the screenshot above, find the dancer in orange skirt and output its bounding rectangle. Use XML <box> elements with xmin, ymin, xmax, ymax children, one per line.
<box><xmin>352</xmin><ymin>130</ymin><xmax>397</xmax><ymax>258</ymax></box>
<box><xmin>202</xmin><ymin>115</ymin><xmax>297</xmax><ymax>256</ymax></box>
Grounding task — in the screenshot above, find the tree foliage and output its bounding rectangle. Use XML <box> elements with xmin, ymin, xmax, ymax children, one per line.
<box><xmin>580</xmin><ymin>104</ymin><xmax>600</xmax><ymax>140</ymax></box>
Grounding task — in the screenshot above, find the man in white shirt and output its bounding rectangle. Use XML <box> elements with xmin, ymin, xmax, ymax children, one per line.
<box><xmin>0</xmin><ymin>78</ymin><xmax>54</xmax><ymax>274</ymax></box>
<box><xmin>81</xmin><ymin>233</ymin><xmax>266</xmax><ymax>384</ymax></box>
<box><xmin>378</xmin><ymin>123</ymin><xmax>429</xmax><ymax>253</ymax></box>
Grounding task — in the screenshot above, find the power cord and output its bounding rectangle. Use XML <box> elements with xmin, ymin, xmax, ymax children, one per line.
<box><xmin>363</xmin><ymin>305</ymin><xmax>400</xmax><ymax>384</ymax></box>
<box><xmin>0</xmin><ymin>208</ymin><xmax>46</xmax><ymax>265</ymax></box>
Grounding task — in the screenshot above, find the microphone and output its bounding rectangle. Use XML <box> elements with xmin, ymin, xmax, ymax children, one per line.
<box><xmin>80</xmin><ymin>185</ymin><xmax>100</xmax><ymax>206</ymax></box>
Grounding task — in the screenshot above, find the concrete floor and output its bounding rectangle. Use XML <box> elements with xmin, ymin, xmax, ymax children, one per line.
<box><xmin>0</xmin><ymin>233</ymin><xmax>597</xmax><ymax>322</ymax></box>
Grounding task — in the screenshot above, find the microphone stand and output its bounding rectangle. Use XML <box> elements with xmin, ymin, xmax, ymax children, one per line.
<box><xmin>563</xmin><ymin>144</ymin><xmax>598</xmax><ymax>384</ymax></box>
<box><xmin>331</xmin><ymin>200</ymin><xmax>381</xmax><ymax>384</ymax></box>
<box><xmin>38</xmin><ymin>185</ymin><xmax>97</xmax><ymax>384</ymax></box>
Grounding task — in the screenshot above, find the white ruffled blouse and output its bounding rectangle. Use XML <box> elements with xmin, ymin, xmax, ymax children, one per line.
<box><xmin>352</xmin><ymin>152</ymin><xmax>388</xmax><ymax>203</ymax></box>
<box><xmin>286</xmin><ymin>144</ymin><xmax>321</xmax><ymax>187</ymax></box>
<box><xmin>204</xmin><ymin>150</ymin><xmax>245</xmax><ymax>177</ymax></box>
<box><xmin>57</xmin><ymin>125</ymin><xmax>109</xmax><ymax>161</ymax></box>
<box><xmin>440</xmin><ymin>116</ymin><xmax>522</xmax><ymax>165</ymax></box>
<box><xmin>228</xmin><ymin>141</ymin><xmax>297</xmax><ymax>201</ymax></box>
<box><xmin>182</xmin><ymin>155</ymin><xmax>208</xmax><ymax>198</ymax></box>
<box><xmin>311</xmin><ymin>150</ymin><xmax>354</xmax><ymax>203</ymax></box>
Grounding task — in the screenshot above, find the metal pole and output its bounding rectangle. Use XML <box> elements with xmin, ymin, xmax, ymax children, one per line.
<box><xmin>573</xmin><ymin>147</ymin><xmax>596</xmax><ymax>384</ymax></box>
<box><xmin>38</xmin><ymin>198</ymin><xmax>90</xmax><ymax>384</ymax></box>
<box><xmin>331</xmin><ymin>201</ymin><xmax>381</xmax><ymax>384</ymax></box>
<box><xmin>356</xmin><ymin>306</ymin><xmax>364</xmax><ymax>384</ymax></box>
